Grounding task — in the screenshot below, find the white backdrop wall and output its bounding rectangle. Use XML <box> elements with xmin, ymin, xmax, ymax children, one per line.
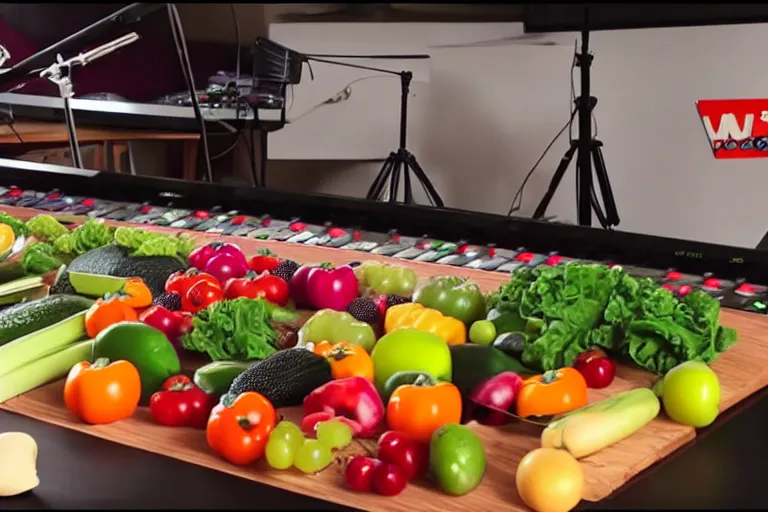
<box><xmin>264</xmin><ymin>22</ymin><xmax>768</xmax><ymax>249</ymax></box>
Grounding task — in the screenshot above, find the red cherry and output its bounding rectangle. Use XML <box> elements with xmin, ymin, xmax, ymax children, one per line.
<box><xmin>376</xmin><ymin>431</ymin><xmax>428</xmax><ymax>481</ymax></box>
<box><xmin>516</xmin><ymin>252</ymin><xmax>535</xmax><ymax>263</ymax></box>
<box><xmin>345</xmin><ymin>456</ymin><xmax>381</xmax><ymax>493</ymax></box>
<box><xmin>666</xmin><ymin>271</ymin><xmax>682</xmax><ymax>281</ymax></box>
<box><xmin>371</xmin><ymin>462</ymin><xmax>408</xmax><ymax>497</ymax></box>
<box><xmin>678</xmin><ymin>284</ymin><xmax>693</xmax><ymax>296</ymax></box>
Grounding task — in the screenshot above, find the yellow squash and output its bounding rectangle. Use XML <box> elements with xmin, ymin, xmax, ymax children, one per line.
<box><xmin>384</xmin><ymin>302</ymin><xmax>466</xmax><ymax>345</ymax></box>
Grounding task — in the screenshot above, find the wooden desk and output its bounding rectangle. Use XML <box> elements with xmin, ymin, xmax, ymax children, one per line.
<box><xmin>0</xmin><ymin>121</ymin><xmax>200</xmax><ymax>179</ymax></box>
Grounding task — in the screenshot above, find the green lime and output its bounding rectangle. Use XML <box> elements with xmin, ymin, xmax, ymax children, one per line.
<box><xmin>469</xmin><ymin>320</ymin><xmax>496</xmax><ymax>345</ymax></box>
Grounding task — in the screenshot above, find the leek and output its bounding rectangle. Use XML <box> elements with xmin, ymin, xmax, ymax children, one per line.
<box><xmin>0</xmin><ymin>339</ymin><xmax>93</xmax><ymax>404</ymax></box>
<box><xmin>0</xmin><ymin>312</ymin><xmax>87</xmax><ymax>377</ymax></box>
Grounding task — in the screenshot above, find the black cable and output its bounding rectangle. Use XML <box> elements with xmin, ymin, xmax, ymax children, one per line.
<box><xmin>7</xmin><ymin>123</ymin><xmax>23</xmax><ymax>143</ymax></box>
<box><xmin>167</xmin><ymin>4</ymin><xmax>214</xmax><ymax>183</ymax></box>
<box><xmin>507</xmin><ymin>111</ymin><xmax>576</xmax><ymax>216</ymax></box>
<box><xmin>210</xmin><ymin>132</ymin><xmax>241</xmax><ymax>160</ymax></box>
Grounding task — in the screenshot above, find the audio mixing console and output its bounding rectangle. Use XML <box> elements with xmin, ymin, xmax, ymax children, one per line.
<box><xmin>2</xmin><ymin>180</ymin><xmax>767</xmax><ymax>315</ymax></box>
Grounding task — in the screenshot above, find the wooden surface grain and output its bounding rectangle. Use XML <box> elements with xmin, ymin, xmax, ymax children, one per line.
<box><xmin>1</xmin><ymin>206</ymin><xmax>767</xmax><ymax>510</ymax></box>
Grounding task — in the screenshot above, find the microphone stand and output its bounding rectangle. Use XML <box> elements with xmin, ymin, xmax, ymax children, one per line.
<box><xmin>38</xmin><ymin>33</ymin><xmax>139</xmax><ymax>169</ymax></box>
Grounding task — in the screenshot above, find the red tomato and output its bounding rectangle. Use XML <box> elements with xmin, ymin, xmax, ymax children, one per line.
<box><xmin>248</xmin><ymin>250</ymin><xmax>280</xmax><ymax>274</ymax></box>
<box><xmin>223</xmin><ymin>272</ymin><xmax>290</xmax><ymax>306</ymax></box>
<box><xmin>183</xmin><ymin>280</ymin><xmax>224</xmax><ymax>313</ymax></box>
<box><xmin>573</xmin><ymin>349</ymin><xmax>617</xmax><ymax>389</ymax></box>
<box><xmin>165</xmin><ymin>269</ymin><xmax>219</xmax><ymax>297</ymax></box>
<box><xmin>371</xmin><ymin>462</ymin><xmax>408</xmax><ymax>497</ymax></box>
<box><xmin>376</xmin><ymin>431</ymin><xmax>429</xmax><ymax>481</ymax></box>
<box><xmin>345</xmin><ymin>456</ymin><xmax>381</xmax><ymax>493</ymax></box>
<box><xmin>149</xmin><ymin>376</ymin><xmax>215</xmax><ymax>429</ymax></box>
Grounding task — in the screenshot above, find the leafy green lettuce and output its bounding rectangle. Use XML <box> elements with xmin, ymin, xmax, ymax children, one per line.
<box><xmin>181</xmin><ymin>298</ymin><xmax>299</xmax><ymax>361</ymax></box>
<box><xmin>487</xmin><ymin>263</ymin><xmax>737</xmax><ymax>374</ymax></box>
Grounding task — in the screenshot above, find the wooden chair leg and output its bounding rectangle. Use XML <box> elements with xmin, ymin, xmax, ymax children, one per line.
<box><xmin>182</xmin><ymin>140</ymin><xmax>199</xmax><ymax>181</ymax></box>
<box><xmin>113</xmin><ymin>143</ymin><xmax>127</xmax><ymax>174</ymax></box>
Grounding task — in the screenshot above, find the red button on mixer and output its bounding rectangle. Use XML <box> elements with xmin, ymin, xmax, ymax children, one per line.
<box><xmin>545</xmin><ymin>255</ymin><xmax>563</xmax><ymax>266</ymax></box>
<box><xmin>736</xmin><ymin>283</ymin><xmax>756</xmax><ymax>296</ymax></box>
<box><xmin>666</xmin><ymin>271</ymin><xmax>682</xmax><ymax>281</ymax></box>
<box><xmin>516</xmin><ymin>252</ymin><xmax>535</xmax><ymax>263</ymax></box>
<box><xmin>328</xmin><ymin>227</ymin><xmax>345</xmax><ymax>238</ymax></box>
<box><xmin>290</xmin><ymin>222</ymin><xmax>306</xmax><ymax>232</ymax></box>
<box><xmin>661</xmin><ymin>283</ymin><xmax>677</xmax><ymax>292</ymax></box>
<box><xmin>678</xmin><ymin>284</ymin><xmax>693</xmax><ymax>296</ymax></box>
<box><xmin>702</xmin><ymin>277</ymin><xmax>721</xmax><ymax>289</ymax></box>
<box><xmin>194</xmin><ymin>211</ymin><xmax>209</xmax><ymax>219</ymax></box>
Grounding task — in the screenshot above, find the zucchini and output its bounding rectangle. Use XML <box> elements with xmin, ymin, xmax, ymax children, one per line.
<box><xmin>0</xmin><ymin>294</ymin><xmax>93</xmax><ymax>346</ymax></box>
<box><xmin>0</xmin><ymin>339</ymin><xmax>94</xmax><ymax>403</ymax></box>
<box><xmin>194</xmin><ymin>360</ymin><xmax>254</xmax><ymax>397</ymax></box>
<box><xmin>0</xmin><ymin>311</ymin><xmax>87</xmax><ymax>377</ymax></box>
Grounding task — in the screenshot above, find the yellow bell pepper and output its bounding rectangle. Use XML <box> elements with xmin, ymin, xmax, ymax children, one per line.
<box><xmin>384</xmin><ymin>303</ymin><xmax>466</xmax><ymax>345</ymax></box>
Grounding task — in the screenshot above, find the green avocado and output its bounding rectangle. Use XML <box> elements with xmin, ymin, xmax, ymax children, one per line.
<box><xmin>92</xmin><ymin>321</ymin><xmax>181</xmax><ymax>404</ymax></box>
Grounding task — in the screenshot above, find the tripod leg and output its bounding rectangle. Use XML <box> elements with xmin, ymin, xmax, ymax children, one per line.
<box><xmin>532</xmin><ymin>142</ymin><xmax>578</xmax><ymax>219</ymax></box>
<box><xmin>405</xmin><ymin>153</ymin><xmax>444</xmax><ymax>207</ymax></box>
<box><xmin>591</xmin><ymin>143</ymin><xmax>620</xmax><ymax>226</ymax></box>
<box><xmin>366</xmin><ymin>156</ymin><xmax>395</xmax><ymax>201</ymax></box>
<box><xmin>402</xmin><ymin>159</ymin><xmax>414</xmax><ymax>205</ymax></box>
<box><xmin>388</xmin><ymin>158</ymin><xmax>402</xmax><ymax>204</ymax></box>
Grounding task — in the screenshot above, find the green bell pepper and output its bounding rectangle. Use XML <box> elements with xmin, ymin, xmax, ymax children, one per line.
<box><xmin>297</xmin><ymin>309</ymin><xmax>377</xmax><ymax>352</ymax></box>
<box><xmin>355</xmin><ymin>261</ymin><xmax>418</xmax><ymax>297</ymax></box>
<box><xmin>413</xmin><ymin>275</ymin><xmax>486</xmax><ymax>324</ymax></box>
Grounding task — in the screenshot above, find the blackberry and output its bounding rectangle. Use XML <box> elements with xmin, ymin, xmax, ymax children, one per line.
<box><xmin>272</xmin><ymin>259</ymin><xmax>300</xmax><ymax>281</ymax></box>
<box><xmin>346</xmin><ymin>297</ymin><xmax>381</xmax><ymax>325</ymax></box>
<box><xmin>153</xmin><ymin>291</ymin><xmax>182</xmax><ymax>311</ymax></box>
<box><xmin>386</xmin><ymin>295</ymin><xmax>411</xmax><ymax>309</ymax></box>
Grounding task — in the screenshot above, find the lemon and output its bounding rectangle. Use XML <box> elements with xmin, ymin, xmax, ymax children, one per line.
<box><xmin>0</xmin><ymin>224</ymin><xmax>15</xmax><ymax>254</ymax></box>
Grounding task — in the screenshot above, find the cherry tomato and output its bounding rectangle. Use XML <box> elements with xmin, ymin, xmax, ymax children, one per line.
<box><xmin>345</xmin><ymin>456</ymin><xmax>381</xmax><ymax>493</ymax></box>
<box><xmin>248</xmin><ymin>250</ymin><xmax>280</xmax><ymax>274</ymax></box>
<box><xmin>371</xmin><ymin>462</ymin><xmax>408</xmax><ymax>497</ymax></box>
<box><xmin>376</xmin><ymin>431</ymin><xmax>428</xmax><ymax>481</ymax></box>
<box><xmin>165</xmin><ymin>269</ymin><xmax>219</xmax><ymax>297</ymax></box>
<box><xmin>183</xmin><ymin>280</ymin><xmax>224</xmax><ymax>313</ymax></box>
<box><xmin>573</xmin><ymin>349</ymin><xmax>617</xmax><ymax>389</ymax></box>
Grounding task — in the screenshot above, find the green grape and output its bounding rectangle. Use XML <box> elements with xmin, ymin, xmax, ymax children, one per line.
<box><xmin>293</xmin><ymin>439</ymin><xmax>333</xmax><ymax>474</ymax></box>
<box><xmin>272</xmin><ymin>421</ymin><xmax>305</xmax><ymax>452</ymax></box>
<box><xmin>316</xmin><ymin>420</ymin><xmax>353</xmax><ymax>450</ymax></box>
<box><xmin>265</xmin><ymin>437</ymin><xmax>295</xmax><ymax>470</ymax></box>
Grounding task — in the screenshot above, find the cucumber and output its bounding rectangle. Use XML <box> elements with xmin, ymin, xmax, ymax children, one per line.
<box><xmin>0</xmin><ymin>294</ymin><xmax>93</xmax><ymax>346</ymax></box>
<box><xmin>449</xmin><ymin>344</ymin><xmax>537</xmax><ymax>400</ymax></box>
<box><xmin>194</xmin><ymin>360</ymin><xmax>254</xmax><ymax>397</ymax></box>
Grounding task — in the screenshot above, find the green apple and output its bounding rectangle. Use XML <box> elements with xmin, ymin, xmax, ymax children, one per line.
<box><xmin>661</xmin><ymin>360</ymin><xmax>721</xmax><ymax>428</ymax></box>
<box><xmin>430</xmin><ymin>423</ymin><xmax>486</xmax><ymax>496</ymax></box>
<box><xmin>371</xmin><ymin>328</ymin><xmax>452</xmax><ymax>392</ymax></box>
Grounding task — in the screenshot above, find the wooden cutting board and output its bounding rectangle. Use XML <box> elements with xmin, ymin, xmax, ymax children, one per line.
<box><xmin>2</xmin><ymin>206</ymin><xmax>768</xmax><ymax>511</ymax></box>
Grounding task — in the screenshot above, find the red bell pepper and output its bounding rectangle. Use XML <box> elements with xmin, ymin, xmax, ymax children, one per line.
<box><xmin>306</xmin><ymin>264</ymin><xmax>359</xmax><ymax>311</ymax></box>
<box><xmin>165</xmin><ymin>268</ymin><xmax>219</xmax><ymax>297</ymax></box>
<box><xmin>248</xmin><ymin>249</ymin><xmax>281</xmax><ymax>274</ymax></box>
<box><xmin>149</xmin><ymin>375</ymin><xmax>215</xmax><ymax>429</ymax></box>
<box><xmin>222</xmin><ymin>271</ymin><xmax>290</xmax><ymax>306</ymax></box>
<box><xmin>573</xmin><ymin>348</ymin><xmax>617</xmax><ymax>389</ymax></box>
<box><xmin>302</xmin><ymin>376</ymin><xmax>385</xmax><ymax>438</ymax></box>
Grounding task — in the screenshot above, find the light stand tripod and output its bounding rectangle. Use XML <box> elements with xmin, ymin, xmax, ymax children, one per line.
<box><xmin>532</xmin><ymin>22</ymin><xmax>619</xmax><ymax>228</ymax></box>
<box><xmin>298</xmin><ymin>55</ymin><xmax>444</xmax><ymax>207</ymax></box>
<box><xmin>38</xmin><ymin>33</ymin><xmax>139</xmax><ymax>169</ymax></box>
<box><xmin>365</xmin><ymin>71</ymin><xmax>444</xmax><ymax>206</ymax></box>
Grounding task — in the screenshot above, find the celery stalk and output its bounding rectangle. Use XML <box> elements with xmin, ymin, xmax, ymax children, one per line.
<box><xmin>0</xmin><ymin>312</ymin><xmax>87</xmax><ymax>377</ymax></box>
<box><xmin>0</xmin><ymin>339</ymin><xmax>93</xmax><ymax>404</ymax></box>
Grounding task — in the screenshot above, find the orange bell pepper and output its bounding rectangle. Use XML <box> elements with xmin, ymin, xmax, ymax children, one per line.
<box><xmin>206</xmin><ymin>391</ymin><xmax>277</xmax><ymax>465</ymax></box>
<box><xmin>63</xmin><ymin>358</ymin><xmax>141</xmax><ymax>425</ymax></box>
<box><xmin>386</xmin><ymin>374</ymin><xmax>462</xmax><ymax>443</ymax></box>
<box><xmin>312</xmin><ymin>341</ymin><xmax>374</xmax><ymax>382</ymax></box>
<box><xmin>384</xmin><ymin>302</ymin><xmax>466</xmax><ymax>345</ymax></box>
<box><xmin>117</xmin><ymin>277</ymin><xmax>153</xmax><ymax>309</ymax></box>
<box><xmin>516</xmin><ymin>367</ymin><xmax>588</xmax><ymax>418</ymax></box>
<box><xmin>85</xmin><ymin>296</ymin><xmax>139</xmax><ymax>338</ymax></box>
